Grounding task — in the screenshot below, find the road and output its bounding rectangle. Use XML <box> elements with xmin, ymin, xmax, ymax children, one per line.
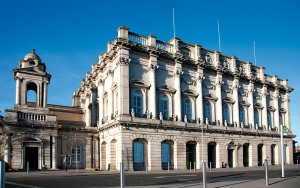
<box><xmin>5</xmin><ymin>165</ymin><xmax>300</xmax><ymax>188</ymax></box>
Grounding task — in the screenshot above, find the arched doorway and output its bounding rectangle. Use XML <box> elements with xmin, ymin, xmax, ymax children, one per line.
<box><xmin>110</xmin><ymin>139</ymin><xmax>117</xmax><ymax>170</ymax></box>
<box><xmin>186</xmin><ymin>141</ymin><xmax>196</xmax><ymax>169</ymax></box>
<box><xmin>258</xmin><ymin>144</ymin><xmax>263</xmax><ymax>166</ymax></box>
<box><xmin>133</xmin><ymin>138</ymin><xmax>148</xmax><ymax>171</ymax></box>
<box><xmin>208</xmin><ymin>142</ymin><xmax>216</xmax><ymax>168</ymax></box>
<box><xmin>243</xmin><ymin>143</ymin><xmax>249</xmax><ymax>167</ymax></box>
<box><xmin>101</xmin><ymin>141</ymin><xmax>107</xmax><ymax>170</ymax></box>
<box><xmin>161</xmin><ymin>140</ymin><xmax>174</xmax><ymax>170</ymax></box>
<box><xmin>271</xmin><ymin>144</ymin><xmax>276</xmax><ymax>165</ymax></box>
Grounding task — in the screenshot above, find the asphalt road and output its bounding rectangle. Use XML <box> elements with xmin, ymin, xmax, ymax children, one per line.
<box><xmin>5</xmin><ymin>166</ymin><xmax>300</xmax><ymax>188</ymax></box>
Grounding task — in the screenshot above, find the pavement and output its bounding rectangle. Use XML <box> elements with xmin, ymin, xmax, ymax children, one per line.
<box><xmin>5</xmin><ymin>165</ymin><xmax>300</xmax><ymax>188</ymax></box>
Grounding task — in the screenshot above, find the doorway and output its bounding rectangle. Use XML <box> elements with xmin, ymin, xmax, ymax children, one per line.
<box><xmin>228</xmin><ymin>149</ymin><xmax>234</xmax><ymax>168</ymax></box>
<box><xmin>25</xmin><ymin>147</ymin><xmax>38</xmax><ymax>170</ymax></box>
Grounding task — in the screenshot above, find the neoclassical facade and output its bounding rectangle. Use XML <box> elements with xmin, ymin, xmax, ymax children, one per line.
<box><xmin>0</xmin><ymin>26</ymin><xmax>294</xmax><ymax>171</ymax></box>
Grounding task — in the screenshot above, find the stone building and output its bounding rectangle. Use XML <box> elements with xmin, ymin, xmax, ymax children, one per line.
<box><xmin>0</xmin><ymin>26</ymin><xmax>295</xmax><ymax>171</ymax></box>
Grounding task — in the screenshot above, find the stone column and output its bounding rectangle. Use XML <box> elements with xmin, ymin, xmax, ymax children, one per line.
<box><xmin>248</xmin><ymin>82</ymin><xmax>254</xmax><ymax>128</ymax></box>
<box><xmin>98</xmin><ymin>80</ymin><xmax>104</xmax><ymax>126</ymax></box>
<box><xmin>196</xmin><ymin>68</ymin><xmax>204</xmax><ymax>121</ymax></box>
<box><xmin>51</xmin><ymin>136</ymin><xmax>57</xmax><ymax>169</ymax></box>
<box><xmin>215</xmin><ymin>73</ymin><xmax>223</xmax><ymax>125</ymax></box>
<box><xmin>273</xmin><ymin>88</ymin><xmax>280</xmax><ymax>130</ymax></box>
<box><xmin>85</xmin><ymin>137</ymin><xmax>92</xmax><ymax>169</ymax></box>
<box><xmin>117</xmin><ymin>56</ymin><xmax>130</xmax><ymax>116</ymax></box>
<box><xmin>85</xmin><ymin>94</ymin><xmax>91</xmax><ymax>127</ymax></box>
<box><xmin>148</xmin><ymin>54</ymin><xmax>158</xmax><ymax>118</ymax></box>
<box><xmin>43</xmin><ymin>81</ymin><xmax>48</xmax><ymax>107</ymax></box>
<box><xmin>4</xmin><ymin>134</ymin><xmax>11</xmax><ymax>167</ymax></box>
<box><xmin>107</xmin><ymin>70</ymin><xmax>113</xmax><ymax>120</ymax></box>
<box><xmin>232</xmin><ymin>77</ymin><xmax>240</xmax><ymax>127</ymax></box>
<box><xmin>173</xmin><ymin>61</ymin><xmax>183</xmax><ymax>121</ymax></box>
<box><xmin>261</xmin><ymin>84</ymin><xmax>268</xmax><ymax>129</ymax></box>
<box><xmin>91</xmin><ymin>87</ymin><xmax>97</xmax><ymax>126</ymax></box>
<box><xmin>174</xmin><ymin>141</ymin><xmax>186</xmax><ymax>170</ymax></box>
<box><xmin>284</xmin><ymin>93</ymin><xmax>291</xmax><ymax>130</ymax></box>
<box><xmin>15</xmin><ymin>78</ymin><xmax>20</xmax><ymax>105</ymax></box>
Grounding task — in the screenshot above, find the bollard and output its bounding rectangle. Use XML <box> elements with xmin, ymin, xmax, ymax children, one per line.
<box><xmin>0</xmin><ymin>161</ymin><xmax>5</xmax><ymax>188</ymax></box>
<box><xmin>194</xmin><ymin>162</ymin><xmax>196</xmax><ymax>172</ymax></box>
<box><xmin>120</xmin><ymin>162</ymin><xmax>125</xmax><ymax>188</ymax></box>
<box><xmin>27</xmin><ymin>162</ymin><xmax>29</xmax><ymax>175</ymax></box>
<box><xmin>210</xmin><ymin>162</ymin><xmax>212</xmax><ymax>171</ymax></box>
<box><xmin>190</xmin><ymin>162</ymin><xmax>191</xmax><ymax>172</ymax></box>
<box><xmin>168</xmin><ymin>162</ymin><xmax>170</xmax><ymax>172</ymax></box>
<box><xmin>202</xmin><ymin>162</ymin><xmax>206</xmax><ymax>188</ymax></box>
<box><xmin>264</xmin><ymin>159</ymin><xmax>269</xmax><ymax>186</ymax></box>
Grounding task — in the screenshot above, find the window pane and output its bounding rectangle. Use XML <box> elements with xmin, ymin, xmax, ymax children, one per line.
<box><xmin>161</xmin><ymin>143</ymin><xmax>171</xmax><ymax>162</ymax></box>
<box><xmin>134</xmin><ymin>142</ymin><xmax>144</xmax><ymax>163</ymax></box>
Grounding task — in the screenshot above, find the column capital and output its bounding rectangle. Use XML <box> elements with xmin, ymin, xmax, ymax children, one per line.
<box><xmin>117</xmin><ymin>56</ymin><xmax>131</xmax><ymax>66</ymax></box>
<box><xmin>148</xmin><ymin>63</ymin><xmax>159</xmax><ymax>72</ymax></box>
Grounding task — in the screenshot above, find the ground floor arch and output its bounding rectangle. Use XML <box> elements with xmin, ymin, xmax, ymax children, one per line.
<box><xmin>101</xmin><ymin>141</ymin><xmax>107</xmax><ymax>170</ymax></box>
<box><xmin>243</xmin><ymin>143</ymin><xmax>249</xmax><ymax>167</ymax></box>
<box><xmin>186</xmin><ymin>141</ymin><xmax>196</xmax><ymax>169</ymax></box>
<box><xmin>208</xmin><ymin>142</ymin><xmax>216</xmax><ymax>168</ymax></box>
<box><xmin>258</xmin><ymin>144</ymin><xmax>263</xmax><ymax>166</ymax></box>
<box><xmin>133</xmin><ymin>138</ymin><xmax>148</xmax><ymax>171</ymax></box>
<box><xmin>161</xmin><ymin>140</ymin><xmax>174</xmax><ymax>170</ymax></box>
<box><xmin>110</xmin><ymin>139</ymin><xmax>117</xmax><ymax>170</ymax></box>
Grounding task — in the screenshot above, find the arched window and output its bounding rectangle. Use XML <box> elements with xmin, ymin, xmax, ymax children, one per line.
<box><xmin>205</xmin><ymin>101</ymin><xmax>212</xmax><ymax>123</ymax></box>
<box><xmin>133</xmin><ymin>141</ymin><xmax>144</xmax><ymax>163</ymax></box>
<box><xmin>160</xmin><ymin>95</ymin><xmax>168</xmax><ymax>119</ymax></box>
<box><xmin>239</xmin><ymin>107</ymin><xmax>245</xmax><ymax>124</ymax></box>
<box><xmin>254</xmin><ymin>109</ymin><xmax>260</xmax><ymax>127</ymax></box>
<box><xmin>184</xmin><ymin>98</ymin><xmax>192</xmax><ymax>121</ymax></box>
<box><xmin>223</xmin><ymin>104</ymin><xmax>230</xmax><ymax>123</ymax></box>
<box><xmin>26</xmin><ymin>82</ymin><xmax>37</xmax><ymax>105</ymax></box>
<box><xmin>267</xmin><ymin>111</ymin><xmax>272</xmax><ymax>127</ymax></box>
<box><xmin>133</xmin><ymin>91</ymin><xmax>143</xmax><ymax>117</ymax></box>
<box><xmin>72</xmin><ymin>144</ymin><xmax>82</xmax><ymax>163</ymax></box>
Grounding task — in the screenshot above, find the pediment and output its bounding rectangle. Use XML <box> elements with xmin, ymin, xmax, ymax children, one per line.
<box><xmin>240</xmin><ymin>100</ymin><xmax>251</xmax><ymax>107</ymax></box>
<box><xmin>130</xmin><ymin>79</ymin><xmax>150</xmax><ymax>88</ymax></box>
<box><xmin>157</xmin><ymin>85</ymin><xmax>176</xmax><ymax>94</ymax></box>
<box><xmin>223</xmin><ymin>97</ymin><xmax>235</xmax><ymax>104</ymax></box>
<box><xmin>182</xmin><ymin>89</ymin><xmax>198</xmax><ymax>97</ymax></box>
<box><xmin>254</xmin><ymin>103</ymin><xmax>264</xmax><ymax>109</ymax></box>
<box><xmin>268</xmin><ymin>106</ymin><xmax>276</xmax><ymax>112</ymax></box>
<box><xmin>204</xmin><ymin>94</ymin><xmax>218</xmax><ymax>101</ymax></box>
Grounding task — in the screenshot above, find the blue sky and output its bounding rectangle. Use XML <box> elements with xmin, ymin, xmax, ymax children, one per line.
<box><xmin>1</xmin><ymin>0</ymin><xmax>299</xmax><ymax>143</ymax></box>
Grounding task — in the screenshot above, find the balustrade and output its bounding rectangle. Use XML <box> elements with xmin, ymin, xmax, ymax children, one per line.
<box><xmin>17</xmin><ymin>112</ymin><xmax>46</xmax><ymax>121</ymax></box>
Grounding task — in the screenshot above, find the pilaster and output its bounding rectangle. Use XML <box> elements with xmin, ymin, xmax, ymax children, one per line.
<box><xmin>248</xmin><ymin>82</ymin><xmax>254</xmax><ymax>128</ymax></box>
<box><xmin>51</xmin><ymin>136</ymin><xmax>57</xmax><ymax>169</ymax></box>
<box><xmin>215</xmin><ymin>73</ymin><xmax>223</xmax><ymax>125</ymax></box>
<box><xmin>196</xmin><ymin>68</ymin><xmax>204</xmax><ymax>121</ymax></box>
<box><xmin>232</xmin><ymin>77</ymin><xmax>239</xmax><ymax>127</ymax></box>
<box><xmin>148</xmin><ymin>54</ymin><xmax>158</xmax><ymax>118</ymax></box>
<box><xmin>261</xmin><ymin>85</ymin><xmax>268</xmax><ymax>129</ymax></box>
<box><xmin>173</xmin><ymin>61</ymin><xmax>183</xmax><ymax>121</ymax></box>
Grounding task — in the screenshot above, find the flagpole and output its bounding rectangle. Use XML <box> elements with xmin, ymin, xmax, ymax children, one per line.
<box><xmin>253</xmin><ymin>41</ymin><xmax>257</xmax><ymax>65</ymax></box>
<box><xmin>172</xmin><ymin>7</ymin><xmax>176</xmax><ymax>38</ymax></box>
<box><xmin>218</xmin><ymin>20</ymin><xmax>221</xmax><ymax>52</ymax></box>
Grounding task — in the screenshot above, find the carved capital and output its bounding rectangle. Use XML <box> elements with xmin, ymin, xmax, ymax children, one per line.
<box><xmin>174</xmin><ymin>69</ymin><xmax>183</xmax><ymax>77</ymax></box>
<box><xmin>148</xmin><ymin>63</ymin><xmax>159</xmax><ymax>72</ymax></box>
<box><xmin>107</xmin><ymin>69</ymin><xmax>114</xmax><ymax>76</ymax></box>
<box><xmin>118</xmin><ymin>56</ymin><xmax>131</xmax><ymax>65</ymax></box>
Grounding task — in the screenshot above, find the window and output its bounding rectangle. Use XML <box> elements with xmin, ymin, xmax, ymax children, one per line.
<box><xmin>161</xmin><ymin>143</ymin><xmax>171</xmax><ymax>163</ymax></box>
<box><xmin>184</xmin><ymin>99</ymin><xmax>192</xmax><ymax>121</ymax></box>
<box><xmin>72</xmin><ymin>144</ymin><xmax>82</xmax><ymax>163</ymax></box>
<box><xmin>223</xmin><ymin>104</ymin><xmax>230</xmax><ymax>123</ymax></box>
<box><xmin>205</xmin><ymin>101</ymin><xmax>212</xmax><ymax>123</ymax></box>
<box><xmin>239</xmin><ymin>107</ymin><xmax>245</xmax><ymax>124</ymax></box>
<box><xmin>267</xmin><ymin>111</ymin><xmax>272</xmax><ymax>127</ymax></box>
<box><xmin>133</xmin><ymin>141</ymin><xmax>144</xmax><ymax>163</ymax></box>
<box><xmin>160</xmin><ymin>96</ymin><xmax>169</xmax><ymax>119</ymax></box>
<box><xmin>133</xmin><ymin>91</ymin><xmax>143</xmax><ymax>117</ymax></box>
<box><xmin>254</xmin><ymin>109</ymin><xmax>260</xmax><ymax>127</ymax></box>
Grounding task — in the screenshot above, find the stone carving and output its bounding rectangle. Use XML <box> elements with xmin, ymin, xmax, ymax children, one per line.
<box><xmin>148</xmin><ymin>63</ymin><xmax>159</xmax><ymax>72</ymax></box>
<box><xmin>118</xmin><ymin>56</ymin><xmax>131</xmax><ymax>65</ymax></box>
<box><xmin>174</xmin><ymin>69</ymin><xmax>183</xmax><ymax>77</ymax></box>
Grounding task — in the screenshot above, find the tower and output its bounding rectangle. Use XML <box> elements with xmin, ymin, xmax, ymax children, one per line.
<box><xmin>14</xmin><ymin>49</ymin><xmax>51</xmax><ymax>108</ymax></box>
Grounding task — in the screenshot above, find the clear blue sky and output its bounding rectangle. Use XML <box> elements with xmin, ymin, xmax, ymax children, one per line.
<box><xmin>1</xmin><ymin>0</ymin><xmax>299</xmax><ymax>143</ymax></box>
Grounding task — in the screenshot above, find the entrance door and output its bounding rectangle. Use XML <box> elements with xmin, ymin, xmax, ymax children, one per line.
<box><xmin>208</xmin><ymin>142</ymin><xmax>216</xmax><ymax>168</ymax></box>
<box><xmin>258</xmin><ymin>144</ymin><xmax>263</xmax><ymax>166</ymax></box>
<box><xmin>228</xmin><ymin>149</ymin><xmax>234</xmax><ymax>168</ymax></box>
<box><xmin>271</xmin><ymin>145</ymin><xmax>275</xmax><ymax>165</ymax></box>
<box><xmin>243</xmin><ymin>144</ymin><xmax>249</xmax><ymax>167</ymax></box>
<box><xmin>25</xmin><ymin>147</ymin><xmax>38</xmax><ymax>170</ymax></box>
<box><xmin>186</xmin><ymin>141</ymin><xmax>196</xmax><ymax>169</ymax></box>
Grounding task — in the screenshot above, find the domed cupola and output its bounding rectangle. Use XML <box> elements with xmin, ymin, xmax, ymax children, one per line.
<box><xmin>19</xmin><ymin>49</ymin><xmax>46</xmax><ymax>72</ymax></box>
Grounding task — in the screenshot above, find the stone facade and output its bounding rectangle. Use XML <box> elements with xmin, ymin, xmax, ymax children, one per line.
<box><xmin>0</xmin><ymin>26</ymin><xmax>295</xmax><ymax>171</ymax></box>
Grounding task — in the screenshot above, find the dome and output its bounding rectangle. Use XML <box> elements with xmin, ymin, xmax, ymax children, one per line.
<box><xmin>24</xmin><ymin>49</ymin><xmax>42</xmax><ymax>64</ymax></box>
